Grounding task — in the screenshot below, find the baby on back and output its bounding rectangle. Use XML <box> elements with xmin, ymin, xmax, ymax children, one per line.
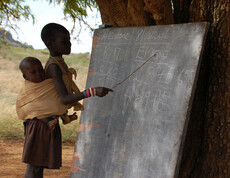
<box><xmin>16</xmin><ymin>57</ymin><xmax>77</xmax><ymax>130</ymax></box>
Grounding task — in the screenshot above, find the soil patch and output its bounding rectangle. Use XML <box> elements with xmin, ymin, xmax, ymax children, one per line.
<box><xmin>0</xmin><ymin>139</ymin><xmax>75</xmax><ymax>178</ymax></box>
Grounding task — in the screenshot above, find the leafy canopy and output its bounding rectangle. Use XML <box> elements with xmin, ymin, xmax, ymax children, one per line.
<box><xmin>0</xmin><ymin>0</ymin><xmax>35</xmax><ymax>30</ymax></box>
<box><xmin>0</xmin><ymin>0</ymin><xmax>98</xmax><ymax>33</ymax></box>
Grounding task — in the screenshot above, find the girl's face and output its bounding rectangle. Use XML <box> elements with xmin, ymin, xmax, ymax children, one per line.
<box><xmin>49</xmin><ymin>31</ymin><xmax>71</xmax><ymax>56</ymax></box>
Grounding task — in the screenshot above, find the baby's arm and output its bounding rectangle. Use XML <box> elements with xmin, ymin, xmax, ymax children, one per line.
<box><xmin>69</xmin><ymin>112</ymin><xmax>78</xmax><ymax>120</ymax></box>
<box><xmin>47</xmin><ymin>63</ymin><xmax>112</xmax><ymax>104</ymax></box>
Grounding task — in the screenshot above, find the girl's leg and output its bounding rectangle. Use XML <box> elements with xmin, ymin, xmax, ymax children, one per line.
<box><xmin>25</xmin><ymin>164</ymin><xmax>44</xmax><ymax>178</ymax></box>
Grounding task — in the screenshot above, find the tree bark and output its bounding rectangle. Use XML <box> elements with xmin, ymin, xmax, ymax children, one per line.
<box><xmin>95</xmin><ymin>0</ymin><xmax>154</xmax><ymax>27</ymax></box>
<box><xmin>95</xmin><ymin>0</ymin><xmax>174</xmax><ymax>26</ymax></box>
<box><xmin>143</xmin><ymin>0</ymin><xmax>174</xmax><ymax>24</ymax></box>
<box><xmin>172</xmin><ymin>0</ymin><xmax>191</xmax><ymax>23</ymax></box>
<box><xmin>183</xmin><ymin>0</ymin><xmax>230</xmax><ymax>177</ymax></box>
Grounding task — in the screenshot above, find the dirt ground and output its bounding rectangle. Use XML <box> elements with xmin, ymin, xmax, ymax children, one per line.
<box><xmin>0</xmin><ymin>139</ymin><xmax>75</xmax><ymax>178</ymax></box>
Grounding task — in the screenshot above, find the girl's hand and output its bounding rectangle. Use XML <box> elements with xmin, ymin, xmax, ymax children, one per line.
<box><xmin>95</xmin><ymin>87</ymin><xmax>113</xmax><ymax>97</ymax></box>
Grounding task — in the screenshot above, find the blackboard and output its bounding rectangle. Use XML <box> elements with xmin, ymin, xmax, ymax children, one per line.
<box><xmin>70</xmin><ymin>22</ymin><xmax>209</xmax><ymax>178</ymax></box>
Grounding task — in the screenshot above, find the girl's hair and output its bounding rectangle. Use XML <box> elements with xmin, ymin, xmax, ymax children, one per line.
<box><xmin>41</xmin><ymin>23</ymin><xmax>69</xmax><ymax>44</ymax></box>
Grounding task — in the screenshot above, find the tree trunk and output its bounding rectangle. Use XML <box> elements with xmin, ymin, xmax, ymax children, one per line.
<box><xmin>180</xmin><ymin>0</ymin><xmax>230</xmax><ymax>177</ymax></box>
<box><xmin>95</xmin><ymin>0</ymin><xmax>174</xmax><ymax>26</ymax></box>
<box><xmin>95</xmin><ymin>0</ymin><xmax>230</xmax><ymax>177</ymax></box>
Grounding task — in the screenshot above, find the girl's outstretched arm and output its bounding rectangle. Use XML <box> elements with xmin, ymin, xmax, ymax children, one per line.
<box><xmin>47</xmin><ymin>63</ymin><xmax>113</xmax><ymax>105</ymax></box>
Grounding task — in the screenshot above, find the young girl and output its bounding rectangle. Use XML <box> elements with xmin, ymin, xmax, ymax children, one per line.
<box><xmin>22</xmin><ymin>23</ymin><xmax>113</xmax><ymax>177</ymax></box>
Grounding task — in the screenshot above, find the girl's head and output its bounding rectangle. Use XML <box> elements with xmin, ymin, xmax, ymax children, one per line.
<box><xmin>19</xmin><ymin>57</ymin><xmax>46</xmax><ymax>83</ymax></box>
<box><xmin>41</xmin><ymin>23</ymin><xmax>71</xmax><ymax>56</ymax></box>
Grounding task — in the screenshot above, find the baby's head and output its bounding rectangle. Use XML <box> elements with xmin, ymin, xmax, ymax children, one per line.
<box><xmin>41</xmin><ymin>23</ymin><xmax>71</xmax><ymax>56</ymax></box>
<box><xmin>19</xmin><ymin>57</ymin><xmax>46</xmax><ymax>83</ymax></box>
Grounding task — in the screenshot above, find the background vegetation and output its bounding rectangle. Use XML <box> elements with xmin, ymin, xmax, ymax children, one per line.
<box><xmin>0</xmin><ymin>40</ymin><xmax>90</xmax><ymax>145</ymax></box>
